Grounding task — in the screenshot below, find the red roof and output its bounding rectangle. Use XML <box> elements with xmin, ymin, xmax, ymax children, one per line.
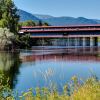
<box><xmin>21</xmin><ymin>24</ymin><xmax>100</xmax><ymax>29</ymax></box>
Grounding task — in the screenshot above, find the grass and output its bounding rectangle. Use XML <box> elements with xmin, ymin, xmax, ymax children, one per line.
<box><xmin>0</xmin><ymin>73</ymin><xmax>100</xmax><ymax>100</ymax></box>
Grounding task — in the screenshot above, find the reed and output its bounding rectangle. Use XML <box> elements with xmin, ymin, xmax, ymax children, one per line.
<box><xmin>0</xmin><ymin>73</ymin><xmax>100</xmax><ymax>100</ymax></box>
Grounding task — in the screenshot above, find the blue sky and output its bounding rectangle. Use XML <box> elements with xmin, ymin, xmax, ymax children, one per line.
<box><xmin>14</xmin><ymin>0</ymin><xmax>100</xmax><ymax>19</ymax></box>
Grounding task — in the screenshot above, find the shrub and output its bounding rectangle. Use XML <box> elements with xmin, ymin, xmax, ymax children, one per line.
<box><xmin>0</xmin><ymin>28</ymin><xmax>14</xmax><ymax>50</ymax></box>
<box><xmin>0</xmin><ymin>75</ymin><xmax>100</xmax><ymax>100</ymax></box>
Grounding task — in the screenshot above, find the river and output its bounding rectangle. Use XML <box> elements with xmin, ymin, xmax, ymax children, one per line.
<box><xmin>0</xmin><ymin>46</ymin><xmax>100</xmax><ymax>95</ymax></box>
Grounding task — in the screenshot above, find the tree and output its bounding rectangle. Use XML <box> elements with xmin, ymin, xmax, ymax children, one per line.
<box><xmin>0</xmin><ymin>0</ymin><xmax>3</xmax><ymax>19</ymax></box>
<box><xmin>38</xmin><ymin>20</ymin><xmax>42</xmax><ymax>26</ymax></box>
<box><xmin>19</xmin><ymin>20</ymin><xmax>36</xmax><ymax>26</ymax></box>
<box><xmin>43</xmin><ymin>22</ymin><xmax>49</xmax><ymax>26</ymax></box>
<box><xmin>0</xmin><ymin>0</ymin><xmax>19</xmax><ymax>34</ymax></box>
<box><xmin>0</xmin><ymin>28</ymin><xmax>14</xmax><ymax>50</ymax></box>
<box><xmin>0</xmin><ymin>0</ymin><xmax>32</xmax><ymax>49</ymax></box>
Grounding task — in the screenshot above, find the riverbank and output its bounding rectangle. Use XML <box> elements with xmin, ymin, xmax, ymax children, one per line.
<box><xmin>20</xmin><ymin>76</ymin><xmax>100</xmax><ymax>100</ymax></box>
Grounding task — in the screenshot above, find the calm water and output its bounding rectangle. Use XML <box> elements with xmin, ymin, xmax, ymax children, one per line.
<box><xmin>0</xmin><ymin>46</ymin><xmax>100</xmax><ymax>95</ymax></box>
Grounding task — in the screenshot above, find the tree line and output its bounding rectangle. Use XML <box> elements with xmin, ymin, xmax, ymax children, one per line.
<box><xmin>0</xmin><ymin>0</ymin><xmax>50</xmax><ymax>50</ymax></box>
<box><xmin>19</xmin><ymin>20</ymin><xmax>49</xmax><ymax>26</ymax></box>
<box><xmin>0</xmin><ymin>0</ymin><xmax>19</xmax><ymax>34</ymax></box>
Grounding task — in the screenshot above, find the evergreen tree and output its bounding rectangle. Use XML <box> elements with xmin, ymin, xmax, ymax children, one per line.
<box><xmin>0</xmin><ymin>0</ymin><xmax>19</xmax><ymax>34</ymax></box>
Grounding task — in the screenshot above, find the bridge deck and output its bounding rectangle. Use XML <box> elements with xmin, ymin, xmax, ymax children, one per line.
<box><xmin>20</xmin><ymin>28</ymin><xmax>100</xmax><ymax>33</ymax></box>
<box><xmin>19</xmin><ymin>24</ymin><xmax>100</xmax><ymax>38</ymax></box>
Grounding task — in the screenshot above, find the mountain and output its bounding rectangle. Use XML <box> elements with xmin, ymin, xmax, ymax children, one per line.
<box><xmin>39</xmin><ymin>16</ymin><xmax>99</xmax><ymax>26</ymax></box>
<box><xmin>92</xmin><ymin>19</ymin><xmax>100</xmax><ymax>23</ymax></box>
<box><xmin>18</xmin><ymin>9</ymin><xmax>40</xmax><ymax>22</ymax></box>
<box><xmin>34</xmin><ymin>14</ymin><xmax>100</xmax><ymax>25</ymax></box>
<box><xmin>18</xmin><ymin>9</ymin><xmax>100</xmax><ymax>25</ymax></box>
<box><xmin>33</xmin><ymin>14</ymin><xmax>54</xmax><ymax>19</ymax></box>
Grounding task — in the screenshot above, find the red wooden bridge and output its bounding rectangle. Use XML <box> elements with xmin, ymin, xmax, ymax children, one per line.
<box><xmin>19</xmin><ymin>24</ymin><xmax>100</xmax><ymax>47</ymax></box>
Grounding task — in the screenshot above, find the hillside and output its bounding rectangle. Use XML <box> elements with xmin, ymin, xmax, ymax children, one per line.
<box><xmin>34</xmin><ymin>14</ymin><xmax>53</xmax><ymax>19</ymax></box>
<box><xmin>40</xmin><ymin>16</ymin><xmax>99</xmax><ymax>26</ymax></box>
<box><xmin>18</xmin><ymin>9</ymin><xmax>40</xmax><ymax>22</ymax></box>
<box><xmin>18</xmin><ymin>9</ymin><xmax>100</xmax><ymax>26</ymax></box>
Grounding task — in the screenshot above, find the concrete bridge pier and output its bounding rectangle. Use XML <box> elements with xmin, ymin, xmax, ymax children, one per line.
<box><xmin>82</xmin><ymin>37</ymin><xmax>86</xmax><ymax>53</ymax></box>
<box><xmin>74</xmin><ymin>37</ymin><xmax>79</xmax><ymax>52</ymax></box>
<box><xmin>66</xmin><ymin>37</ymin><xmax>98</xmax><ymax>48</ymax></box>
<box><xmin>90</xmin><ymin>37</ymin><xmax>93</xmax><ymax>47</ymax></box>
<box><xmin>82</xmin><ymin>37</ymin><xmax>92</xmax><ymax>53</ymax></box>
<box><xmin>90</xmin><ymin>37</ymin><xmax>94</xmax><ymax>52</ymax></box>
<box><xmin>67</xmin><ymin>37</ymin><xmax>70</xmax><ymax>48</ymax></box>
<box><xmin>83</xmin><ymin>37</ymin><xmax>98</xmax><ymax>47</ymax></box>
<box><xmin>83</xmin><ymin>37</ymin><xmax>86</xmax><ymax>47</ymax></box>
<box><xmin>82</xmin><ymin>37</ymin><xmax>95</xmax><ymax>47</ymax></box>
<box><xmin>82</xmin><ymin>37</ymin><xmax>98</xmax><ymax>53</ymax></box>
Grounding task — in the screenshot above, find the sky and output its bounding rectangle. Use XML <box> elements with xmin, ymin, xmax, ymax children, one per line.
<box><xmin>14</xmin><ymin>0</ymin><xmax>100</xmax><ymax>19</ymax></box>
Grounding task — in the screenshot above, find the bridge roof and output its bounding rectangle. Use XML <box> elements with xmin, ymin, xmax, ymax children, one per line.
<box><xmin>21</xmin><ymin>24</ymin><xmax>100</xmax><ymax>29</ymax></box>
<box><xmin>20</xmin><ymin>28</ymin><xmax>100</xmax><ymax>33</ymax></box>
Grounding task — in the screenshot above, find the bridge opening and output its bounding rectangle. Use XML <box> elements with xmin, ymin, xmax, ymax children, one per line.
<box><xmin>93</xmin><ymin>37</ymin><xmax>98</xmax><ymax>46</ymax></box>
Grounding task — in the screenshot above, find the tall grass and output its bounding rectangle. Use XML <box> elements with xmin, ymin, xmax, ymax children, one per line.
<box><xmin>0</xmin><ymin>73</ymin><xmax>100</xmax><ymax>100</ymax></box>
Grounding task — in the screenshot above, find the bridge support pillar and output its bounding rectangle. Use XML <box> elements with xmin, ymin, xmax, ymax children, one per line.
<box><xmin>90</xmin><ymin>37</ymin><xmax>93</xmax><ymax>47</ymax></box>
<box><xmin>82</xmin><ymin>37</ymin><xmax>87</xmax><ymax>53</ymax></box>
<box><xmin>75</xmin><ymin>37</ymin><xmax>80</xmax><ymax>52</ymax></box>
<box><xmin>74</xmin><ymin>37</ymin><xmax>82</xmax><ymax>47</ymax></box>
<box><xmin>75</xmin><ymin>37</ymin><xmax>78</xmax><ymax>47</ymax></box>
<box><xmin>90</xmin><ymin>37</ymin><xmax>94</xmax><ymax>53</ymax></box>
<box><xmin>83</xmin><ymin>37</ymin><xmax>86</xmax><ymax>47</ymax></box>
<box><xmin>67</xmin><ymin>37</ymin><xmax>69</xmax><ymax>47</ymax></box>
<box><xmin>68</xmin><ymin>37</ymin><xmax>71</xmax><ymax>48</ymax></box>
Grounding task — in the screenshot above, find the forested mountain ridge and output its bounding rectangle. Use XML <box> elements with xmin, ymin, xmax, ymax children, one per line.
<box><xmin>18</xmin><ymin>9</ymin><xmax>100</xmax><ymax>26</ymax></box>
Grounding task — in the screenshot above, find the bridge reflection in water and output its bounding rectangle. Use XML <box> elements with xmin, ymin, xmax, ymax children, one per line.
<box><xmin>15</xmin><ymin>46</ymin><xmax>100</xmax><ymax>94</ymax></box>
<box><xmin>20</xmin><ymin>47</ymin><xmax>100</xmax><ymax>62</ymax></box>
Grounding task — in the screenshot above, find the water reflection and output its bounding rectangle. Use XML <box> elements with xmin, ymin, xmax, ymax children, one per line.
<box><xmin>16</xmin><ymin>47</ymin><xmax>100</xmax><ymax>94</ymax></box>
<box><xmin>0</xmin><ymin>47</ymin><xmax>100</xmax><ymax>95</ymax></box>
<box><xmin>0</xmin><ymin>52</ymin><xmax>21</xmax><ymax>89</ymax></box>
<box><xmin>20</xmin><ymin>47</ymin><xmax>100</xmax><ymax>62</ymax></box>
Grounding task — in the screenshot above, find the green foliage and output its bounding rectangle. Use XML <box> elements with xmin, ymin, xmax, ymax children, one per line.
<box><xmin>14</xmin><ymin>34</ymin><xmax>31</xmax><ymax>49</ymax></box>
<box><xmin>36</xmin><ymin>20</ymin><xmax>49</xmax><ymax>26</ymax></box>
<box><xmin>0</xmin><ymin>0</ymin><xmax>19</xmax><ymax>34</ymax></box>
<box><xmin>19</xmin><ymin>20</ymin><xmax>36</xmax><ymax>26</ymax></box>
<box><xmin>71</xmin><ymin>77</ymin><xmax>100</xmax><ymax>100</ymax></box>
<box><xmin>21</xmin><ymin>76</ymin><xmax>100</xmax><ymax>100</ymax></box>
<box><xmin>0</xmin><ymin>75</ymin><xmax>100</xmax><ymax>100</ymax></box>
<box><xmin>0</xmin><ymin>71</ymin><xmax>12</xmax><ymax>99</ymax></box>
<box><xmin>0</xmin><ymin>28</ymin><xmax>14</xmax><ymax>50</ymax></box>
<box><xmin>0</xmin><ymin>0</ymin><xmax>31</xmax><ymax>49</ymax></box>
<box><xmin>19</xmin><ymin>20</ymin><xmax>49</xmax><ymax>27</ymax></box>
<box><xmin>36</xmin><ymin>39</ymin><xmax>52</xmax><ymax>46</ymax></box>
<box><xmin>0</xmin><ymin>27</ymin><xmax>30</xmax><ymax>49</ymax></box>
<box><xmin>43</xmin><ymin>22</ymin><xmax>49</xmax><ymax>26</ymax></box>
